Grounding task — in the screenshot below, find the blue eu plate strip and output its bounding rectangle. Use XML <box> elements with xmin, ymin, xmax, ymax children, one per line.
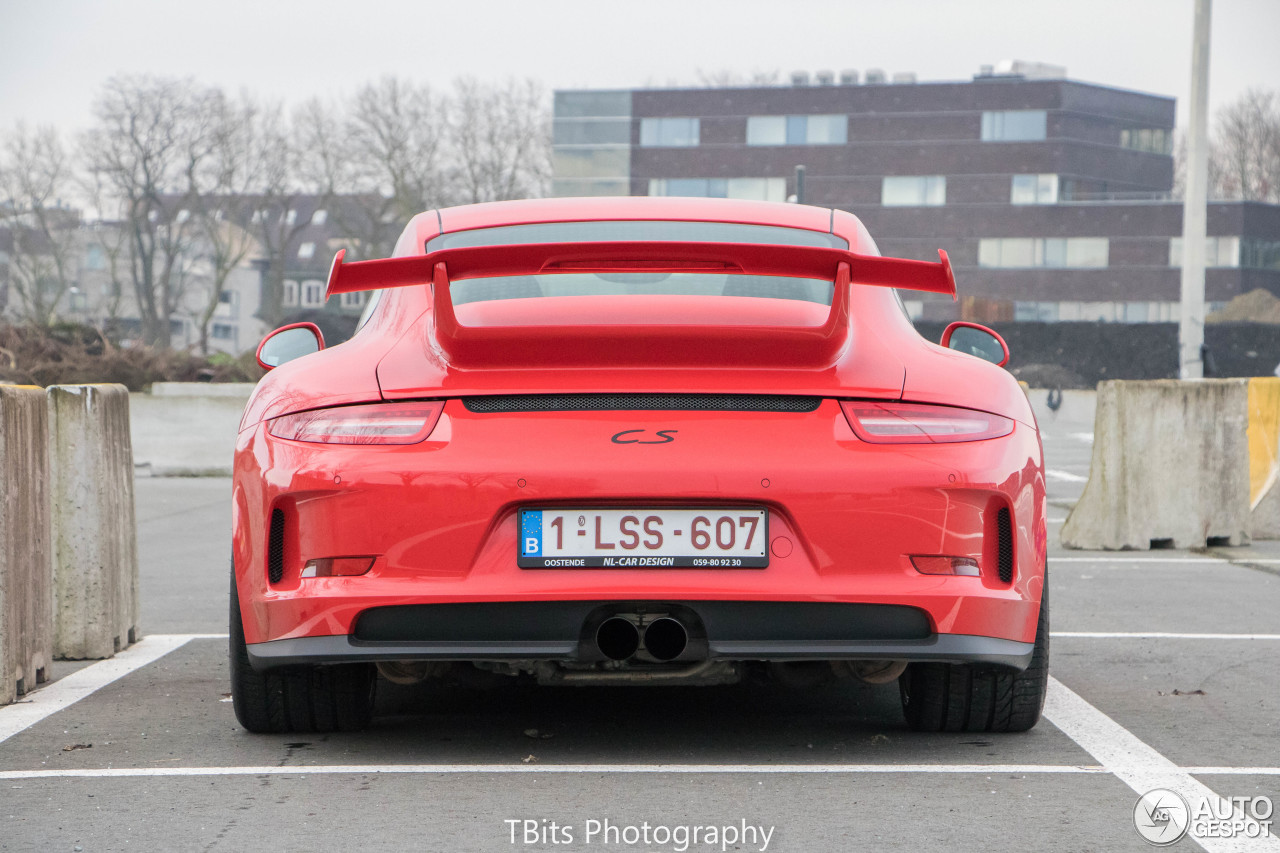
<box><xmin>520</xmin><ymin>510</ymin><xmax>542</xmax><ymax>557</ymax></box>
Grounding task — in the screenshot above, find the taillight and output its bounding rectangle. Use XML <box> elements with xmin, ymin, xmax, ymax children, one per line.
<box><xmin>268</xmin><ymin>401</ymin><xmax>444</xmax><ymax>445</ymax></box>
<box><xmin>840</xmin><ymin>401</ymin><xmax>1013</xmax><ymax>444</ymax></box>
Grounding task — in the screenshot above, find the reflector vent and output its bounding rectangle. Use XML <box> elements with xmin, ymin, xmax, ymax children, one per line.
<box><xmin>267</xmin><ymin>509</ymin><xmax>286</xmax><ymax>584</ymax></box>
<box><xmin>463</xmin><ymin>394</ymin><xmax>821</xmax><ymax>413</ymax></box>
<box><xmin>997</xmin><ymin>507</ymin><xmax>1014</xmax><ymax>583</ymax></box>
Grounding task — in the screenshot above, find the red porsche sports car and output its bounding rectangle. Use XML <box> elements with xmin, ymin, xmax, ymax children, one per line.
<box><xmin>230</xmin><ymin>197</ymin><xmax>1048</xmax><ymax>734</ymax></box>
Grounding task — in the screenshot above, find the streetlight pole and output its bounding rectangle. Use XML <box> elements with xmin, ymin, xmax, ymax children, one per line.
<box><xmin>1179</xmin><ymin>0</ymin><xmax>1212</xmax><ymax>379</ymax></box>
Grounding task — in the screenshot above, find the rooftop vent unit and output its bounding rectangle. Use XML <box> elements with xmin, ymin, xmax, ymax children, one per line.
<box><xmin>815</xmin><ymin>70</ymin><xmax>834</xmax><ymax>86</ymax></box>
<box><xmin>976</xmin><ymin>64</ymin><xmax>995</xmax><ymax>78</ymax></box>
<box><xmin>790</xmin><ymin>70</ymin><xmax>811</xmax><ymax>86</ymax></box>
<box><xmin>892</xmin><ymin>72</ymin><xmax>917</xmax><ymax>84</ymax></box>
<box><xmin>864</xmin><ymin>68</ymin><xmax>886</xmax><ymax>85</ymax></box>
<box><xmin>839</xmin><ymin>69</ymin><xmax>859</xmax><ymax>85</ymax></box>
<box><xmin>993</xmin><ymin>60</ymin><xmax>1067</xmax><ymax>80</ymax></box>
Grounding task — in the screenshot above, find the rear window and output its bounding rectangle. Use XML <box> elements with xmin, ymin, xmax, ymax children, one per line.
<box><xmin>452</xmin><ymin>272</ymin><xmax>832</xmax><ymax>306</ymax></box>
<box><xmin>433</xmin><ymin>220</ymin><xmax>842</xmax><ymax>306</ymax></box>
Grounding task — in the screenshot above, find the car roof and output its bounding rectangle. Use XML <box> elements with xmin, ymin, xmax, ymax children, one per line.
<box><xmin>434</xmin><ymin>197</ymin><xmax>837</xmax><ymax>235</ymax></box>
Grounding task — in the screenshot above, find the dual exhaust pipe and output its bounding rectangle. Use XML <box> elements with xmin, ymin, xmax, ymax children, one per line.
<box><xmin>596</xmin><ymin>616</ymin><xmax>688</xmax><ymax>662</ymax></box>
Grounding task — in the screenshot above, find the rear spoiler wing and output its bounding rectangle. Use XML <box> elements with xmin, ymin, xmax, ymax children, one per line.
<box><xmin>326</xmin><ymin>241</ymin><xmax>956</xmax><ymax>298</ymax></box>
<box><xmin>325</xmin><ymin>242</ymin><xmax>957</xmax><ymax>368</ymax></box>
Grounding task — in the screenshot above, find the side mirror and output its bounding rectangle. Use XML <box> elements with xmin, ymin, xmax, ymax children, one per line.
<box><xmin>256</xmin><ymin>322</ymin><xmax>325</xmax><ymax>370</ymax></box>
<box><xmin>941</xmin><ymin>321</ymin><xmax>1009</xmax><ymax>368</ymax></box>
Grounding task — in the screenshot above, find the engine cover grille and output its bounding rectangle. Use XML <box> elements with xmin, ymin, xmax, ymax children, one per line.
<box><xmin>463</xmin><ymin>394</ymin><xmax>822</xmax><ymax>414</ymax></box>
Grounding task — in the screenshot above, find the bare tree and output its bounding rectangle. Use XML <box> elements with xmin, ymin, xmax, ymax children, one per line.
<box><xmin>449</xmin><ymin>77</ymin><xmax>550</xmax><ymax>203</ymax></box>
<box><xmin>1212</xmin><ymin>88</ymin><xmax>1280</xmax><ymax>203</ymax></box>
<box><xmin>298</xmin><ymin>78</ymin><xmax>450</xmax><ymax>262</ymax></box>
<box><xmin>79</xmin><ymin>166</ymin><xmax>133</xmax><ymax>333</ymax></box>
<box><xmin>0</xmin><ymin>124</ymin><xmax>81</xmax><ymax>327</ymax></box>
<box><xmin>187</xmin><ymin>92</ymin><xmax>261</xmax><ymax>353</ymax></box>
<box><xmin>248</xmin><ymin>102</ymin><xmax>315</xmax><ymax>329</ymax></box>
<box><xmin>82</xmin><ymin>76</ymin><xmax>222</xmax><ymax>347</ymax></box>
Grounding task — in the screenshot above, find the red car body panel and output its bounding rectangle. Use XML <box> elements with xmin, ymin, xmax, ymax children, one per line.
<box><xmin>233</xmin><ymin>197</ymin><xmax>1046</xmax><ymax>672</ymax></box>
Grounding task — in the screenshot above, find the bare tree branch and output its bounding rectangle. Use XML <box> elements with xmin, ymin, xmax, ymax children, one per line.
<box><xmin>0</xmin><ymin>123</ymin><xmax>81</xmax><ymax>327</ymax></box>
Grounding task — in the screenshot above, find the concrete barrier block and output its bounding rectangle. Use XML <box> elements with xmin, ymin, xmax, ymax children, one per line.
<box><xmin>48</xmin><ymin>385</ymin><xmax>140</xmax><ymax>660</ymax></box>
<box><xmin>1028</xmin><ymin>389</ymin><xmax>1098</xmax><ymax>431</ymax></box>
<box><xmin>1247</xmin><ymin>378</ymin><xmax>1280</xmax><ymax>539</ymax></box>
<box><xmin>1061</xmin><ymin>379</ymin><xmax>1251</xmax><ymax>551</ymax></box>
<box><xmin>130</xmin><ymin>388</ymin><xmax>251</xmax><ymax>477</ymax></box>
<box><xmin>0</xmin><ymin>385</ymin><xmax>53</xmax><ymax>704</ymax></box>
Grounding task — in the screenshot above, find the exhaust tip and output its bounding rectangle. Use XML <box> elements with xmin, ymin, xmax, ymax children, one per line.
<box><xmin>643</xmin><ymin>617</ymin><xmax>688</xmax><ymax>662</ymax></box>
<box><xmin>596</xmin><ymin>617</ymin><xmax>641</xmax><ymax>661</ymax></box>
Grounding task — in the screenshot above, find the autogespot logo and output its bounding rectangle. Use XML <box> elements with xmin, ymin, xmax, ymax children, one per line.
<box><xmin>1134</xmin><ymin>789</ymin><xmax>1191</xmax><ymax>846</ymax></box>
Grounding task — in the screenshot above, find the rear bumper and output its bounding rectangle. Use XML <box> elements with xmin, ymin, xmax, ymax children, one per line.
<box><xmin>245</xmin><ymin>600</ymin><xmax>1035</xmax><ymax>671</ymax></box>
<box><xmin>233</xmin><ymin>399</ymin><xmax>1047</xmax><ymax>652</ymax></box>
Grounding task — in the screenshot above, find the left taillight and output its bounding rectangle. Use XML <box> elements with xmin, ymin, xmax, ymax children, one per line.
<box><xmin>268</xmin><ymin>401</ymin><xmax>445</xmax><ymax>445</ymax></box>
<box><xmin>840</xmin><ymin>400</ymin><xmax>1013</xmax><ymax>444</ymax></box>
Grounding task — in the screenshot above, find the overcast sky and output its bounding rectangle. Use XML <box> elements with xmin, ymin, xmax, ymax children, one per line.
<box><xmin>2</xmin><ymin>0</ymin><xmax>1277</xmax><ymax>135</ymax></box>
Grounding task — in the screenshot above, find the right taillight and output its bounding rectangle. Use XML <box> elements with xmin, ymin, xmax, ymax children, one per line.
<box><xmin>840</xmin><ymin>401</ymin><xmax>1013</xmax><ymax>444</ymax></box>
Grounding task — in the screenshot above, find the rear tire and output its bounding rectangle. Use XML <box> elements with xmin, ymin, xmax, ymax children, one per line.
<box><xmin>229</xmin><ymin>566</ymin><xmax>376</xmax><ymax>733</ymax></box>
<box><xmin>899</xmin><ymin>571</ymin><xmax>1049</xmax><ymax>733</ymax></box>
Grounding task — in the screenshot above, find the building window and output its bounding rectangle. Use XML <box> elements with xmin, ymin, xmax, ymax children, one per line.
<box><xmin>1010</xmin><ymin>174</ymin><xmax>1059</xmax><ymax>205</ymax></box>
<box><xmin>311</xmin><ymin>209</ymin><xmax>328</xmax><ymax>225</ymax></box>
<box><xmin>979</xmin><ymin>237</ymin><xmax>1109</xmax><ymax>268</ymax></box>
<box><xmin>648</xmin><ymin>177</ymin><xmax>786</xmax><ymax>202</ymax></box>
<box><xmin>980</xmin><ymin>110</ymin><xmax>1047</xmax><ymax>141</ymax></box>
<box><xmin>639</xmin><ymin>117</ymin><xmax>700</xmax><ymax>147</ymax></box>
<box><xmin>1241</xmin><ymin>239</ymin><xmax>1280</xmax><ymax>271</ymax></box>
<box><xmin>1120</xmin><ymin>128</ymin><xmax>1173</xmax><ymax>155</ymax></box>
<box><xmin>550</xmin><ymin>178</ymin><xmax>631</xmax><ymax>197</ymax></box>
<box><xmin>882</xmin><ymin>176</ymin><xmax>946</xmax><ymax>206</ymax></box>
<box><xmin>85</xmin><ymin>244</ymin><xmax>106</xmax><ymax>271</ymax></box>
<box><xmin>302</xmin><ymin>280</ymin><xmax>325</xmax><ymax>307</ymax></box>
<box><xmin>747</xmin><ymin>114</ymin><xmax>847</xmax><ymax>146</ymax></box>
<box><xmin>1013</xmin><ymin>302</ymin><xmax>1061</xmax><ymax>322</ymax></box>
<box><xmin>218</xmin><ymin>290</ymin><xmax>237</xmax><ymax>308</ymax></box>
<box><xmin>554</xmin><ymin>119</ymin><xmax>632</xmax><ymax>145</ymax></box>
<box><xmin>1169</xmin><ymin>236</ymin><xmax>1240</xmax><ymax>268</ymax></box>
<box><xmin>282</xmin><ymin>279</ymin><xmax>299</xmax><ymax>307</ymax></box>
<box><xmin>341</xmin><ymin>291</ymin><xmax>366</xmax><ymax>309</ymax></box>
<box><xmin>298</xmin><ymin>242</ymin><xmax>315</xmax><ymax>260</ymax></box>
<box><xmin>285</xmin><ymin>209</ymin><xmax>298</xmax><ymax>226</ymax></box>
<box><xmin>211</xmin><ymin>323</ymin><xmax>235</xmax><ymax>340</ymax></box>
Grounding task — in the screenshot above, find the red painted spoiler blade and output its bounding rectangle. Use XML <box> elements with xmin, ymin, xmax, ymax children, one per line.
<box><xmin>325</xmin><ymin>241</ymin><xmax>956</xmax><ymax>367</ymax></box>
<box><xmin>325</xmin><ymin>242</ymin><xmax>958</xmax><ymax>299</ymax></box>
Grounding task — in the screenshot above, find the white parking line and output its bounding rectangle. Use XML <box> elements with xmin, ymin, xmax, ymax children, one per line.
<box><xmin>1054</xmin><ymin>632</ymin><xmax>1280</xmax><ymax>640</ymax></box>
<box><xmin>0</xmin><ymin>634</ymin><xmax>220</xmax><ymax>745</ymax></box>
<box><xmin>1053</xmin><ymin>557</ymin><xmax>1228</xmax><ymax>564</ymax></box>
<box><xmin>1045</xmin><ymin>678</ymin><xmax>1280</xmax><ymax>852</ymax></box>
<box><xmin>0</xmin><ymin>763</ymin><xmax>1107</xmax><ymax>780</ymax></box>
<box><xmin>1047</xmin><ymin>469</ymin><xmax>1089</xmax><ymax>483</ymax></box>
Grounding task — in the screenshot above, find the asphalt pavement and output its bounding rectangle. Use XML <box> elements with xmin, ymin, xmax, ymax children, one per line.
<box><xmin>2</xmin><ymin>398</ymin><xmax>1277</xmax><ymax>852</ymax></box>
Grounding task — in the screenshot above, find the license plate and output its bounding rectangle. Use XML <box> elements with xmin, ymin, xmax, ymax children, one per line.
<box><xmin>519</xmin><ymin>508</ymin><xmax>769</xmax><ymax>568</ymax></box>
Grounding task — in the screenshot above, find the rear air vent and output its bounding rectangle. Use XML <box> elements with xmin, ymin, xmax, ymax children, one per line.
<box><xmin>996</xmin><ymin>507</ymin><xmax>1014</xmax><ymax>583</ymax></box>
<box><xmin>267</xmin><ymin>509</ymin><xmax>286</xmax><ymax>584</ymax></box>
<box><xmin>463</xmin><ymin>394</ymin><xmax>822</xmax><ymax>414</ymax></box>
